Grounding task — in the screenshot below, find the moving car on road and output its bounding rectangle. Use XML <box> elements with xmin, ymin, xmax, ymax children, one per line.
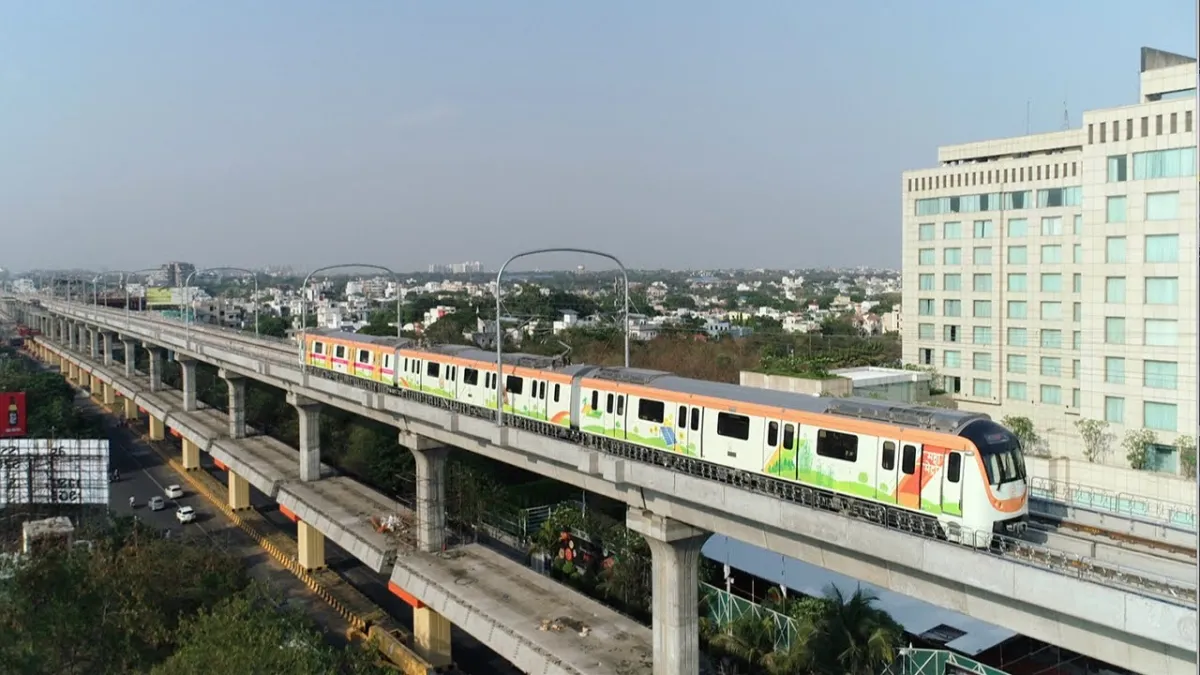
<box><xmin>164</xmin><ymin>485</ymin><xmax>184</xmax><ymax>499</ymax></box>
<box><xmin>148</xmin><ymin>497</ymin><xmax>165</xmax><ymax>511</ymax></box>
<box><xmin>175</xmin><ymin>506</ymin><xmax>196</xmax><ymax>524</ymax></box>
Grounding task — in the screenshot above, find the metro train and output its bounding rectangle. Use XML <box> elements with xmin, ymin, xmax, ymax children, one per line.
<box><xmin>301</xmin><ymin>329</ymin><xmax>1029</xmax><ymax>544</ymax></box>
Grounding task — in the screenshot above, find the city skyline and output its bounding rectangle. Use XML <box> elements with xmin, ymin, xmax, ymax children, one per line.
<box><xmin>1</xmin><ymin>1</ymin><xmax>1194</xmax><ymax>271</ymax></box>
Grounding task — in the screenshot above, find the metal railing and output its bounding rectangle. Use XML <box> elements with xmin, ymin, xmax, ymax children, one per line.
<box><xmin>1030</xmin><ymin>476</ymin><xmax>1197</xmax><ymax>532</ymax></box>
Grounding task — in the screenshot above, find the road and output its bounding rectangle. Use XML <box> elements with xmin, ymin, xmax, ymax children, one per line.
<box><xmin>83</xmin><ymin>392</ymin><xmax>354</xmax><ymax>648</ymax></box>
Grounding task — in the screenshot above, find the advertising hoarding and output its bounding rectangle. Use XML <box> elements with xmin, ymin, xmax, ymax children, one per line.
<box><xmin>0</xmin><ymin>439</ymin><xmax>109</xmax><ymax>507</ymax></box>
<box><xmin>145</xmin><ymin>287</ymin><xmax>182</xmax><ymax>306</ymax></box>
<box><xmin>0</xmin><ymin>392</ymin><xmax>26</xmax><ymax>438</ymax></box>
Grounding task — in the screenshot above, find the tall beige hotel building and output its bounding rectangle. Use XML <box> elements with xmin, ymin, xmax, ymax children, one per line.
<box><xmin>902</xmin><ymin>48</ymin><xmax>1196</xmax><ymax>473</ymax></box>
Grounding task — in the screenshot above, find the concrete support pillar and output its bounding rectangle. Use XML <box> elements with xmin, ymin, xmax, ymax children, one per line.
<box><xmin>80</xmin><ymin>371</ymin><xmax>90</xmax><ymax>388</ymax></box>
<box><xmin>68</xmin><ymin>362</ymin><xmax>77</xmax><ymax>382</ymax></box>
<box><xmin>287</xmin><ymin>393</ymin><xmax>321</xmax><ymax>481</ymax></box>
<box><xmin>123</xmin><ymin>397</ymin><xmax>137</xmax><ymax>420</ymax></box>
<box><xmin>627</xmin><ymin>509</ymin><xmax>708</xmax><ymax>675</ymax></box>
<box><xmin>228</xmin><ymin>471</ymin><xmax>250</xmax><ymax>511</ymax></box>
<box><xmin>400</xmin><ymin>431</ymin><xmax>449</xmax><ymax>552</ymax></box>
<box><xmin>146</xmin><ymin>346</ymin><xmax>164</xmax><ymax>392</ymax></box>
<box><xmin>121</xmin><ymin>338</ymin><xmax>136</xmax><ymax>378</ymax></box>
<box><xmin>297</xmin><ymin>520</ymin><xmax>326</xmax><ymax>570</ymax></box>
<box><xmin>101</xmin><ymin>331</ymin><xmax>114</xmax><ymax>366</ymax></box>
<box><xmin>102</xmin><ymin>382</ymin><xmax>114</xmax><ymax>405</ymax></box>
<box><xmin>89</xmin><ymin>328</ymin><xmax>99</xmax><ymax>360</ymax></box>
<box><xmin>414</xmin><ymin>608</ymin><xmax>453</xmax><ymax>668</ymax></box>
<box><xmin>148</xmin><ymin>415</ymin><xmax>165</xmax><ymax>441</ymax></box>
<box><xmin>57</xmin><ymin>319</ymin><xmax>65</xmax><ymax>343</ymax></box>
<box><xmin>181</xmin><ymin>438</ymin><xmax>200</xmax><ymax>470</ymax></box>
<box><xmin>177</xmin><ymin>357</ymin><xmax>197</xmax><ymax>411</ymax></box>
<box><xmin>219</xmin><ymin>369</ymin><xmax>246</xmax><ymax>439</ymax></box>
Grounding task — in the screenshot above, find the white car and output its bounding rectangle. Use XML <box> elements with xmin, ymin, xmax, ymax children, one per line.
<box><xmin>164</xmin><ymin>485</ymin><xmax>184</xmax><ymax>499</ymax></box>
<box><xmin>175</xmin><ymin>506</ymin><xmax>196</xmax><ymax>524</ymax></box>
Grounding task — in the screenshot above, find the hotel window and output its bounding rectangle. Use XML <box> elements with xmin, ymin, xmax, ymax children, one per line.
<box><xmin>1144</xmin><ymin>319</ymin><xmax>1178</xmax><ymax>346</ymax></box>
<box><xmin>943</xmin><ymin>300</ymin><xmax>961</xmax><ymax>317</ymax></box>
<box><xmin>1105</xmin><ymin>196</ymin><xmax>1126</xmax><ymax>223</ymax></box>
<box><xmin>1144</xmin><ymin>361</ymin><xmax>1178</xmax><ymax>390</ymax></box>
<box><xmin>1040</xmin><ymin>385</ymin><xmax>1062</xmax><ymax>405</ymax></box>
<box><xmin>1072</xmin><ymin>274</ymin><xmax>1081</xmax><ymax>293</ymax></box>
<box><xmin>1007</xmin><ymin>381</ymin><xmax>1027</xmax><ymax>401</ymax></box>
<box><xmin>1143</xmin><ymin>402</ymin><xmax>1177</xmax><ymax>432</ymax></box>
<box><xmin>1072</xmin><ymin>302</ymin><xmax>1081</xmax><ymax>322</ymax></box>
<box><xmin>918</xmin><ymin>299</ymin><xmax>935</xmax><ymax>316</ymax></box>
<box><xmin>918</xmin><ymin>223</ymin><xmax>936</xmax><ymax>240</ymax></box>
<box><xmin>944</xmin><ymin>325</ymin><xmax>961</xmax><ymax>343</ymax></box>
<box><xmin>1007</xmin><ymin>301</ymin><xmax>1027</xmax><ymax>319</ymax></box>
<box><xmin>918</xmin><ymin>274</ymin><xmax>934</xmax><ymax>290</ymax></box>
<box><xmin>1072</xmin><ymin>388</ymin><xmax>1080</xmax><ymax>408</ymax></box>
<box><xmin>1006</xmin><ymin>218</ymin><xmax>1028</xmax><ymax>237</ymax></box>
<box><xmin>1107</xmin><ymin>155</ymin><xmax>1128</xmax><ymax>182</ymax></box>
<box><xmin>973</xmin><ymin>247</ymin><xmax>993</xmax><ymax>264</ymax></box>
<box><xmin>1007</xmin><ymin>354</ymin><xmax>1026</xmax><ymax>374</ymax></box>
<box><xmin>1007</xmin><ymin>327</ymin><xmax>1027</xmax><ymax>346</ymax></box>
<box><xmin>1104</xmin><ymin>277</ymin><xmax>1126</xmax><ymax>304</ymax></box>
<box><xmin>973</xmin><ymin>273</ymin><xmax>992</xmax><ymax>292</ymax></box>
<box><xmin>973</xmin><ymin>353</ymin><xmax>992</xmax><ymax>371</ymax></box>
<box><xmin>972</xmin><ymin>300</ymin><xmax>992</xmax><ymax>318</ymax></box>
<box><xmin>1145</xmin><ymin>277</ymin><xmax>1178</xmax><ymax>304</ymax></box>
<box><xmin>1105</xmin><ymin>237</ymin><xmax>1126</xmax><ymax>263</ymax></box>
<box><xmin>1072</xmin><ymin>214</ymin><xmax>1082</xmax><ymax>234</ymax></box>
<box><xmin>1073</xmin><ymin>330</ymin><xmax>1081</xmax><ymax>350</ymax></box>
<box><xmin>943</xmin><ymin>273</ymin><xmax>961</xmax><ymax>291</ymax></box>
<box><xmin>1104</xmin><ymin>357</ymin><xmax>1125</xmax><ymax>384</ymax></box>
<box><xmin>1040</xmin><ymin>301</ymin><xmax>1062</xmax><ymax>320</ymax></box>
<box><xmin>972</xmin><ymin>379</ymin><xmax>992</xmax><ymax>397</ymax></box>
<box><xmin>1040</xmin><ymin>329</ymin><xmax>1062</xmax><ymax>349</ymax></box>
<box><xmin>1006</xmin><ymin>273</ymin><xmax>1027</xmax><ymax>292</ymax></box>
<box><xmin>1145</xmin><ymin>234</ymin><xmax>1179</xmax><ymax>263</ymax></box>
<box><xmin>1040</xmin><ymin>357</ymin><xmax>1062</xmax><ymax>377</ymax></box>
<box><xmin>1040</xmin><ymin>216</ymin><xmax>1064</xmax><ymax>235</ymax></box>
<box><xmin>972</xmin><ymin>326</ymin><xmax>992</xmax><ymax>345</ymax></box>
<box><xmin>944</xmin><ymin>247</ymin><xmax>962</xmax><ymax>265</ymax></box>
<box><xmin>1007</xmin><ymin>246</ymin><xmax>1027</xmax><ymax>264</ymax></box>
<box><xmin>918</xmin><ymin>323</ymin><xmax>934</xmax><ymax>340</ymax></box>
<box><xmin>1104</xmin><ymin>317</ymin><xmax>1125</xmax><ymax>344</ymax></box>
<box><xmin>1133</xmin><ymin>147</ymin><xmax>1197</xmax><ymax>179</ymax></box>
<box><xmin>1140</xmin><ymin>117</ymin><xmax>1148</xmax><ymax>137</ymax></box>
<box><xmin>1104</xmin><ymin>396</ymin><xmax>1124</xmax><ymax>424</ymax></box>
<box><xmin>943</xmin><ymin>222</ymin><xmax>962</xmax><ymax>239</ymax></box>
<box><xmin>918</xmin><ymin>248</ymin><xmax>935</xmax><ymax>265</ymax></box>
<box><xmin>1040</xmin><ymin>273</ymin><xmax>1062</xmax><ymax>293</ymax></box>
<box><xmin>973</xmin><ymin>220</ymin><xmax>994</xmax><ymax>238</ymax></box>
<box><xmin>1145</xmin><ymin>192</ymin><xmax>1179</xmax><ymax>220</ymax></box>
<box><xmin>1072</xmin><ymin>359</ymin><xmax>1080</xmax><ymax>381</ymax></box>
<box><xmin>943</xmin><ymin>350</ymin><xmax>961</xmax><ymax>369</ymax></box>
<box><xmin>1040</xmin><ymin>245</ymin><xmax>1062</xmax><ymax>264</ymax></box>
<box><xmin>1073</xmin><ymin>244</ymin><xmax>1082</xmax><ymax>264</ymax></box>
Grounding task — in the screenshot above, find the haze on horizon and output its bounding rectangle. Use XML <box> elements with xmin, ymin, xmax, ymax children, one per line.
<box><xmin>1</xmin><ymin>1</ymin><xmax>1193</xmax><ymax>273</ymax></box>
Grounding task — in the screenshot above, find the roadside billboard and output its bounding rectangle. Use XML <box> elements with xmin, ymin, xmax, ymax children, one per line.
<box><xmin>0</xmin><ymin>392</ymin><xmax>26</xmax><ymax>438</ymax></box>
<box><xmin>0</xmin><ymin>439</ymin><xmax>110</xmax><ymax>506</ymax></box>
<box><xmin>145</xmin><ymin>287</ymin><xmax>181</xmax><ymax>306</ymax></box>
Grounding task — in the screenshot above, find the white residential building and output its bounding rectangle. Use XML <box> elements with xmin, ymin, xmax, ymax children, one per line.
<box><xmin>901</xmin><ymin>47</ymin><xmax>1196</xmax><ymax>472</ymax></box>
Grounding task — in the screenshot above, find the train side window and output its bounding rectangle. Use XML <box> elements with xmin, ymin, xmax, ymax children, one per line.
<box><xmin>505</xmin><ymin>375</ymin><xmax>523</xmax><ymax>395</ymax></box>
<box><xmin>591</xmin><ymin>391</ymin><xmax>599</xmax><ymax>410</ymax></box>
<box><xmin>638</xmin><ymin>398</ymin><xmax>664</xmax><ymax>423</ymax></box>
<box><xmin>678</xmin><ymin>406</ymin><xmax>687</xmax><ymax>427</ymax></box>
<box><xmin>426</xmin><ymin>361</ymin><xmax>440</xmax><ymax>378</ymax></box>
<box><xmin>716</xmin><ymin>413</ymin><xmax>750</xmax><ymax>440</ymax></box>
<box><xmin>605</xmin><ymin>393</ymin><xmax>614</xmax><ymax>414</ymax></box>
<box><xmin>463</xmin><ymin>368</ymin><xmax>478</xmax><ymax>385</ymax></box>
<box><xmin>881</xmin><ymin>441</ymin><xmax>896</xmax><ymax>471</ymax></box>
<box><xmin>313</xmin><ymin>342</ymin><xmax>325</xmax><ymax>355</ymax></box>
<box><xmin>816</xmin><ymin>429</ymin><xmax>858</xmax><ymax>462</ymax></box>
<box><xmin>901</xmin><ymin>445</ymin><xmax>917</xmax><ymax>475</ymax></box>
<box><xmin>782</xmin><ymin>424</ymin><xmax>795</xmax><ymax>450</ymax></box>
<box><xmin>553</xmin><ymin>383</ymin><xmax>560</xmax><ymax>402</ymax></box>
<box><xmin>448</xmin><ymin>366</ymin><xmax>456</xmax><ymax>381</ymax></box>
<box><xmin>540</xmin><ymin>381</ymin><xmax>547</xmax><ymax>400</ymax></box>
<box><xmin>616</xmin><ymin>395</ymin><xmax>624</xmax><ymax>415</ymax></box>
<box><xmin>335</xmin><ymin>345</ymin><xmax>346</xmax><ymax>359</ymax></box>
<box><xmin>947</xmin><ymin>453</ymin><xmax>962</xmax><ymax>483</ymax></box>
<box><xmin>403</xmin><ymin>357</ymin><xmax>409</xmax><ymax>371</ymax></box>
<box><xmin>767</xmin><ymin>422</ymin><xmax>779</xmax><ymax>447</ymax></box>
<box><xmin>690</xmin><ymin>408</ymin><xmax>700</xmax><ymax>431</ymax></box>
<box><xmin>358</xmin><ymin>349</ymin><xmax>371</xmax><ymax>364</ymax></box>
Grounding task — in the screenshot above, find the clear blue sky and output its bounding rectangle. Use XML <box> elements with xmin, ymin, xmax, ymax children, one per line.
<box><xmin>1</xmin><ymin>1</ymin><xmax>1194</xmax><ymax>272</ymax></box>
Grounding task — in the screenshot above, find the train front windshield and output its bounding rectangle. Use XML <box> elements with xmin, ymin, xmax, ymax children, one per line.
<box><xmin>962</xmin><ymin>421</ymin><xmax>1028</xmax><ymax>487</ymax></box>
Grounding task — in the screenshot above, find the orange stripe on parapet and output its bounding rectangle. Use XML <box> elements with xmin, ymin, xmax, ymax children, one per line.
<box><xmin>279</xmin><ymin>504</ymin><xmax>298</xmax><ymax>522</ymax></box>
<box><xmin>387</xmin><ymin>582</ymin><xmax>425</xmax><ymax>609</ymax></box>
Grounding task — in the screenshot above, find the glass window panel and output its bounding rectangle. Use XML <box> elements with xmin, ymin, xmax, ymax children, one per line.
<box><xmin>1105</xmin><ymin>196</ymin><xmax>1127</xmax><ymax>223</ymax></box>
<box><xmin>1144</xmin><ymin>234</ymin><xmax>1179</xmax><ymax>263</ymax></box>
<box><xmin>1006</xmin><ymin>354</ymin><xmax>1026</xmax><ymax>373</ymax></box>
<box><xmin>1007</xmin><ymin>246</ymin><xmax>1027</xmax><ymax>264</ymax></box>
<box><xmin>972</xmin><ymin>379</ymin><xmax>992</xmax><ymax>397</ymax></box>
<box><xmin>918</xmin><ymin>323</ymin><xmax>934</xmax><ymax>340</ymax></box>
<box><xmin>1006</xmin><ymin>381</ymin><xmax>1027</xmax><ymax>401</ymax></box>
<box><xmin>1007</xmin><ymin>301</ymin><xmax>1027</xmax><ymax>319</ymax></box>
<box><xmin>973</xmin><ymin>352</ymin><xmax>991</xmax><ymax>371</ymax></box>
<box><xmin>1040</xmin><ymin>385</ymin><xmax>1062</xmax><ymax>405</ymax></box>
<box><xmin>918</xmin><ymin>299</ymin><xmax>935</xmax><ymax>316</ymax></box>
<box><xmin>1007</xmin><ymin>327</ymin><xmax>1027</xmax><ymax>346</ymax></box>
<box><xmin>1105</xmin><ymin>237</ymin><xmax>1126</xmax><ymax>263</ymax></box>
<box><xmin>1105</xmin><ymin>277</ymin><xmax>1126</xmax><ymax>303</ymax></box>
<box><xmin>1145</xmin><ymin>277</ymin><xmax>1178</xmax><ymax>304</ymax></box>
<box><xmin>973</xmin><ymin>273</ymin><xmax>992</xmax><ymax>292</ymax></box>
<box><xmin>918</xmin><ymin>248</ymin><xmax>935</xmax><ymax>265</ymax></box>
<box><xmin>943</xmin><ymin>300</ymin><xmax>961</xmax><ymax>317</ymax></box>
<box><xmin>1145</xmin><ymin>192</ymin><xmax>1179</xmax><ymax>220</ymax></box>
<box><xmin>1144</xmin><ymin>319</ymin><xmax>1178</xmax><ymax>346</ymax></box>
<box><xmin>918</xmin><ymin>274</ymin><xmax>935</xmax><ymax>290</ymax></box>
<box><xmin>973</xmin><ymin>220</ymin><xmax>994</xmax><ymax>238</ymax></box>
<box><xmin>1040</xmin><ymin>329</ymin><xmax>1062</xmax><ymax>349</ymax></box>
<box><xmin>1040</xmin><ymin>273</ymin><xmax>1063</xmax><ymax>292</ymax></box>
<box><xmin>1072</xmin><ymin>273</ymin><xmax>1081</xmax><ymax>293</ymax></box>
<box><xmin>943</xmin><ymin>273</ymin><xmax>961</xmax><ymax>291</ymax></box>
<box><xmin>1040</xmin><ymin>301</ymin><xmax>1062</xmax><ymax>320</ymax></box>
<box><xmin>944</xmin><ymin>248</ymin><xmax>962</xmax><ymax>264</ymax></box>
<box><xmin>1107</xmin><ymin>155</ymin><xmax>1128</xmax><ymax>182</ymax></box>
<box><xmin>1104</xmin><ymin>396</ymin><xmax>1124</xmax><ymax>423</ymax></box>
<box><xmin>1040</xmin><ymin>216</ymin><xmax>1064</xmax><ymax>235</ymax></box>
<box><xmin>1104</xmin><ymin>357</ymin><xmax>1125</xmax><ymax>384</ymax></box>
<box><xmin>1105</xmin><ymin>317</ymin><xmax>1125</xmax><ymax>344</ymax></box>
<box><xmin>1006</xmin><ymin>273</ymin><xmax>1027</xmax><ymax>292</ymax></box>
<box><xmin>1143</xmin><ymin>402</ymin><xmax>1178</xmax><ymax>432</ymax></box>
<box><xmin>1072</xmin><ymin>214</ymin><xmax>1082</xmax><ymax>234</ymax></box>
<box><xmin>1132</xmin><ymin>147</ymin><xmax>1197</xmax><ymax>179</ymax></box>
<box><xmin>972</xmin><ymin>326</ymin><xmax>991</xmax><ymax>344</ymax></box>
<box><xmin>1040</xmin><ymin>245</ymin><xmax>1062</xmax><ymax>263</ymax></box>
<box><xmin>1144</xmin><ymin>361</ymin><xmax>1178</xmax><ymax>389</ymax></box>
<box><xmin>1006</xmin><ymin>218</ymin><xmax>1028</xmax><ymax>237</ymax></box>
<box><xmin>943</xmin><ymin>350</ymin><xmax>961</xmax><ymax>368</ymax></box>
<box><xmin>943</xmin><ymin>222</ymin><xmax>962</xmax><ymax>239</ymax></box>
<box><xmin>973</xmin><ymin>247</ymin><xmax>992</xmax><ymax>264</ymax></box>
<box><xmin>1040</xmin><ymin>357</ymin><xmax>1062</xmax><ymax>377</ymax></box>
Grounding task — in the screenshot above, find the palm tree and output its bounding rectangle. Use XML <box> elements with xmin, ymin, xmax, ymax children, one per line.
<box><xmin>813</xmin><ymin>584</ymin><xmax>904</xmax><ymax>675</ymax></box>
<box><xmin>705</xmin><ymin>612</ymin><xmax>779</xmax><ymax>670</ymax></box>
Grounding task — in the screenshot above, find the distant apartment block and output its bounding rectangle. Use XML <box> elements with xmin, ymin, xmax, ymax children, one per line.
<box><xmin>428</xmin><ymin>261</ymin><xmax>483</xmax><ymax>274</ymax></box>
<box><xmin>157</xmin><ymin>261</ymin><xmax>196</xmax><ymax>287</ymax></box>
<box><xmin>901</xmin><ymin>47</ymin><xmax>1196</xmax><ymax>471</ymax></box>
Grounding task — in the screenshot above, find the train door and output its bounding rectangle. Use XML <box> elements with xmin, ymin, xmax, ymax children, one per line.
<box><xmin>380</xmin><ymin>352</ymin><xmax>395</xmax><ymax>386</ymax></box>
<box><xmin>897</xmin><ymin>443</ymin><xmax>920</xmax><ymax>510</ymax></box>
<box><xmin>876</xmin><ymin>440</ymin><xmax>899</xmax><ymax>504</ymax></box>
<box><xmin>689</xmin><ymin>405</ymin><xmax>702</xmax><ymax>457</ymax></box>
<box><xmin>919</xmin><ymin>446</ymin><xmax>950</xmax><ymax>515</ymax></box>
<box><xmin>602</xmin><ymin>391</ymin><xmax>625</xmax><ymax>438</ymax></box>
<box><xmin>763</xmin><ymin>418</ymin><xmax>783</xmax><ymax>475</ymax></box>
<box><xmin>674</xmin><ymin>405</ymin><xmax>690</xmax><ymax>454</ymax></box>
<box><xmin>941</xmin><ymin>451</ymin><xmax>964</xmax><ymax>517</ymax></box>
<box><xmin>331</xmin><ymin>343</ymin><xmax>349</xmax><ymax>374</ymax></box>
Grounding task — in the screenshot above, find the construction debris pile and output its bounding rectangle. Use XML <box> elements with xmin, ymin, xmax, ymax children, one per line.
<box><xmin>538</xmin><ymin>616</ymin><xmax>591</xmax><ymax>637</ymax></box>
<box><xmin>369</xmin><ymin>512</ymin><xmax>417</xmax><ymax>551</ymax></box>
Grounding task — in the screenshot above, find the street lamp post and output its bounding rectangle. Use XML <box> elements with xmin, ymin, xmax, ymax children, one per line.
<box><xmin>183</xmin><ymin>267</ymin><xmax>261</xmax><ymax>347</ymax></box>
<box><xmin>299</xmin><ymin>264</ymin><xmax>401</xmax><ymax>372</ymax></box>
<box><xmin>91</xmin><ymin>271</ymin><xmax>124</xmax><ymax>306</ymax></box>
<box><xmin>493</xmin><ymin>248</ymin><xmax>630</xmax><ymax>426</ymax></box>
<box><xmin>117</xmin><ymin>268</ymin><xmax>164</xmax><ymax>328</ymax></box>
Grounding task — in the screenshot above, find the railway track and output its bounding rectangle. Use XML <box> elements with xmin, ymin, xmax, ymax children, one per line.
<box><xmin>28</xmin><ymin>300</ymin><xmax>1200</xmax><ymax>605</ymax></box>
<box><xmin>1030</xmin><ymin>511</ymin><xmax>1197</xmax><ymax>560</ymax></box>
